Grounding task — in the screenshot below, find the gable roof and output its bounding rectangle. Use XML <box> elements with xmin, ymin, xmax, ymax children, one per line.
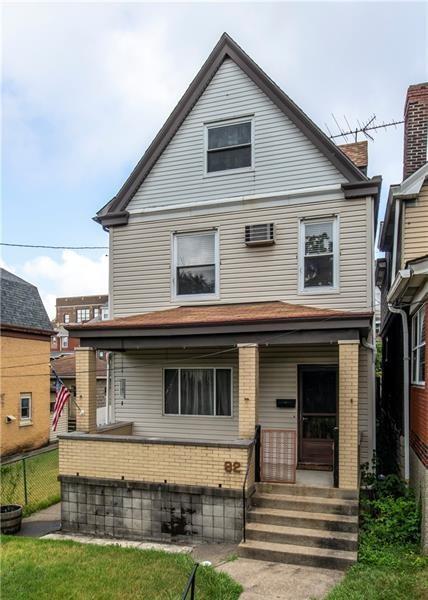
<box><xmin>96</xmin><ymin>33</ymin><xmax>369</xmax><ymax>228</ymax></box>
<box><xmin>1</xmin><ymin>268</ymin><xmax>53</xmax><ymax>334</ymax></box>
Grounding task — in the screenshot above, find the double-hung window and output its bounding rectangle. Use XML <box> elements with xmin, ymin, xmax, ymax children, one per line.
<box><xmin>412</xmin><ymin>305</ymin><xmax>426</xmax><ymax>385</ymax></box>
<box><xmin>300</xmin><ymin>217</ymin><xmax>338</xmax><ymax>291</ymax></box>
<box><xmin>164</xmin><ymin>368</ymin><xmax>232</xmax><ymax>416</ymax></box>
<box><xmin>20</xmin><ymin>394</ymin><xmax>32</xmax><ymax>422</ymax></box>
<box><xmin>206</xmin><ymin>118</ymin><xmax>253</xmax><ymax>174</ymax></box>
<box><xmin>77</xmin><ymin>308</ymin><xmax>90</xmax><ymax>323</ymax></box>
<box><xmin>173</xmin><ymin>230</ymin><xmax>218</xmax><ymax>299</ymax></box>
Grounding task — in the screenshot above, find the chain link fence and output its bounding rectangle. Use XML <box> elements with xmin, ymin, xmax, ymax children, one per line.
<box><xmin>1</xmin><ymin>447</ymin><xmax>60</xmax><ymax>516</ymax></box>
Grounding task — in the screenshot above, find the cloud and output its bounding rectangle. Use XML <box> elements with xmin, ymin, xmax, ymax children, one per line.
<box><xmin>19</xmin><ymin>250</ymin><xmax>108</xmax><ymax>318</ymax></box>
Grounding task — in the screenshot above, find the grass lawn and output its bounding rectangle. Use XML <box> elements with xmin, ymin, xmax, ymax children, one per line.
<box><xmin>1</xmin><ymin>449</ymin><xmax>60</xmax><ymax>516</ymax></box>
<box><xmin>326</xmin><ymin>546</ymin><xmax>428</xmax><ymax>600</ymax></box>
<box><xmin>1</xmin><ymin>536</ymin><xmax>242</xmax><ymax>600</ymax></box>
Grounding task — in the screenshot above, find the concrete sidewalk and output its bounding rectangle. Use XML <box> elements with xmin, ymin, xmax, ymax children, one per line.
<box><xmin>218</xmin><ymin>558</ymin><xmax>344</xmax><ymax>600</ymax></box>
<box><xmin>16</xmin><ymin>502</ymin><xmax>61</xmax><ymax>538</ymax></box>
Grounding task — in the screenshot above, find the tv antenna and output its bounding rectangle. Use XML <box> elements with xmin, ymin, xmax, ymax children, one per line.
<box><xmin>325</xmin><ymin>114</ymin><xmax>404</xmax><ymax>143</ymax></box>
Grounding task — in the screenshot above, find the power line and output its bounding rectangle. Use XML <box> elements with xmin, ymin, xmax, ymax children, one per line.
<box><xmin>1</xmin><ymin>243</ymin><xmax>108</xmax><ymax>250</ymax></box>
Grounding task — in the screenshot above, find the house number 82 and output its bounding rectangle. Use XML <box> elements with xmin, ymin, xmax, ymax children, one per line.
<box><xmin>224</xmin><ymin>461</ymin><xmax>241</xmax><ymax>473</ymax></box>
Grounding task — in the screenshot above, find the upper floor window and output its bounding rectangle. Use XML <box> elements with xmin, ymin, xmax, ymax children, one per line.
<box><xmin>412</xmin><ymin>305</ymin><xmax>425</xmax><ymax>385</ymax></box>
<box><xmin>20</xmin><ymin>394</ymin><xmax>32</xmax><ymax>422</ymax></box>
<box><xmin>205</xmin><ymin>118</ymin><xmax>253</xmax><ymax>174</ymax></box>
<box><xmin>299</xmin><ymin>217</ymin><xmax>338</xmax><ymax>292</ymax></box>
<box><xmin>93</xmin><ymin>308</ymin><xmax>100</xmax><ymax>319</ymax></box>
<box><xmin>101</xmin><ymin>307</ymin><xmax>109</xmax><ymax>320</ymax></box>
<box><xmin>173</xmin><ymin>230</ymin><xmax>219</xmax><ymax>299</ymax></box>
<box><xmin>64</xmin><ymin>314</ymin><xmax>70</xmax><ymax>324</ymax></box>
<box><xmin>76</xmin><ymin>308</ymin><xmax>90</xmax><ymax>323</ymax></box>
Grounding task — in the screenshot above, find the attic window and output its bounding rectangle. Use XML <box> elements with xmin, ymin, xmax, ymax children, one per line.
<box><xmin>206</xmin><ymin>118</ymin><xmax>253</xmax><ymax>174</ymax></box>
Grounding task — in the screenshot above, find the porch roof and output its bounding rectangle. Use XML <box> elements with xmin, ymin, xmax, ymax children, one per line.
<box><xmin>68</xmin><ymin>301</ymin><xmax>372</xmax><ymax>350</ymax></box>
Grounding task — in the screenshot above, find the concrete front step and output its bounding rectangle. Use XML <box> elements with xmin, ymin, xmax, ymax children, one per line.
<box><xmin>256</xmin><ymin>482</ymin><xmax>358</xmax><ymax>501</ymax></box>
<box><xmin>248</xmin><ymin>507</ymin><xmax>358</xmax><ymax>533</ymax></box>
<box><xmin>245</xmin><ymin>522</ymin><xmax>358</xmax><ymax>551</ymax></box>
<box><xmin>252</xmin><ymin>493</ymin><xmax>358</xmax><ymax>516</ymax></box>
<box><xmin>238</xmin><ymin>539</ymin><xmax>357</xmax><ymax>570</ymax></box>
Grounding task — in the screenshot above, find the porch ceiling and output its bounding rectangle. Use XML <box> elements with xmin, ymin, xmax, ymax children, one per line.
<box><xmin>68</xmin><ymin>301</ymin><xmax>371</xmax><ymax>350</ymax></box>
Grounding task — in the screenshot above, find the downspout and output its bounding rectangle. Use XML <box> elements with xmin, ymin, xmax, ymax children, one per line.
<box><xmin>362</xmin><ymin>332</ymin><xmax>376</xmax><ymax>459</ymax></box>
<box><xmin>391</xmin><ymin>199</ymin><xmax>401</xmax><ymax>281</ymax></box>
<box><xmin>387</xmin><ymin>303</ymin><xmax>410</xmax><ymax>480</ymax></box>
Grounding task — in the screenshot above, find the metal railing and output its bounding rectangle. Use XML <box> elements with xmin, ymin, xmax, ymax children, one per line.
<box><xmin>333</xmin><ymin>426</ymin><xmax>339</xmax><ymax>488</ymax></box>
<box><xmin>181</xmin><ymin>563</ymin><xmax>199</xmax><ymax>600</ymax></box>
<box><xmin>242</xmin><ymin>424</ymin><xmax>261</xmax><ymax>543</ymax></box>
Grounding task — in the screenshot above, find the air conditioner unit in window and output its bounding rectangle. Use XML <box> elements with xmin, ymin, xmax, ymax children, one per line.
<box><xmin>245</xmin><ymin>223</ymin><xmax>275</xmax><ymax>246</ymax></box>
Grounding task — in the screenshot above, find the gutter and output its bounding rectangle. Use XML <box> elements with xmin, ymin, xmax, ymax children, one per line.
<box><xmin>387</xmin><ymin>303</ymin><xmax>410</xmax><ymax>480</ymax></box>
<box><xmin>387</xmin><ymin>269</ymin><xmax>412</xmax><ymax>304</ymax></box>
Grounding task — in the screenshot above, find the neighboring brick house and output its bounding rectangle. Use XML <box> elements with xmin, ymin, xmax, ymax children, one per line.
<box><xmin>377</xmin><ymin>82</ymin><xmax>428</xmax><ymax>552</ymax></box>
<box><xmin>49</xmin><ymin>354</ymin><xmax>107</xmax><ymax>441</ymax></box>
<box><xmin>51</xmin><ymin>295</ymin><xmax>108</xmax><ymax>353</ymax></box>
<box><xmin>0</xmin><ymin>269</ymin><xmax>53</xmax><ymax>457</ymax></box>
<box><xmin>61</xmin><ymin>34</ymin><xmax>381</xmax><ymax>568</ymax></box>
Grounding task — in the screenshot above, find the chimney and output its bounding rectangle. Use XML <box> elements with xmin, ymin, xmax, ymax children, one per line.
<box><xmin>338</xmin><ymin>141</ymin><xmax>368</xmax><ymax>175</ymax></box>
<box><xmin>403</xmin><ymin>82</ymin><xmax>428</xmax><ymax>180</ymax></box>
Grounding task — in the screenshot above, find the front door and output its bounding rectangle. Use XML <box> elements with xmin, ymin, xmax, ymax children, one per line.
<box><xmin>298</xmin><ymin>365</ymin><xmax>337</xmax><ymax>469</ymax></box>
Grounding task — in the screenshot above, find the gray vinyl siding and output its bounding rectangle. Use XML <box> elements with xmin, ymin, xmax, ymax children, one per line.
<box><xmin>111</xmin><ymin>194</ymin><xmax>372</xmax><ymax>317</ymax></box>
<box><xmin>112</xmin><ymin>348</ymin><xmax>239</xmax><ymax>442</ymax></box>
<box><xmin>111</xmin><ymin>345</ymin><xmax>371</xmax><ymax>460</ymax></box>
<box><xmin>127</xmin><ymin>59</ymin><xmax>346</xmax><ymax>212</ymax></box>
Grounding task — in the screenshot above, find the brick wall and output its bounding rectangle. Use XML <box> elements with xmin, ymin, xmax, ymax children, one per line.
<box><xmin>403</xmin><ymin>83</ymin><xmax>428</xmax><ymax>180</ymax></box>
<box><xmin>59</xmin><ymin>438</ymin><xmax>250</xmax><ymax>490</ymax></box>
<box><xmin>338</xmin><ymin>340</ymin><xmax>360</xmax><ymax>489</ymax></box>
<box><xmin>0</xmin><ymin>335</ymin><xmax>51</xmax><ymax>456</ymax></box>
<box><xmin>238</xmin><ymin>344</ymin><xmax>259</xmax><ymax>439</ymax></box>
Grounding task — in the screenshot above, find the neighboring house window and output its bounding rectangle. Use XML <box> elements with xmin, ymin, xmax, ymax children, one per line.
<box><xmin>51</xmin><ymin>336</ymin><xmax>58</xmax><ymax>349</ymax></box>
<box><xmin>64</xmin><ymin>314</ymin><xmax>70</xmax><ymax>324</ymax></box>
<box><xmin>62</xmin><ymin>337</ymin><xmax>68</xmax><ymax>349</ymax></box>
<box><xmin>93</xmin><ymin>308</ymin><xmax>100</xmax><ymax>319</ymax></box>
<box><xmin>20</xmin><ymin>394</ymin><xmax>31</xmax><ymax>421</ymax></box>
<box><xmin>206</xmin><ymin>118</ymin><xmax>253</xmax><ymax>174</ymax></box>
<box><xmin>76</xmin><ymin>308</ymin><xmax>90</xmax><ymax>323</ymax></box>
<box><xmin>299</xmin><ymin>218</ymin><xmax>338</xmax><ymax>291</ymax></box>
<box><xmin>101</xmin><ymin>307</ymin><xmax>109</xmax><ymax>320</ymax></box>
<box><xmin>164</xmin><ymin>368</ymin><xmax>232</xmax><ymax>416</ymax></box>
<box><xmin>173</xmin><ymin>230</ymin><xmax>219</xmax><ymax>299</ymax></box>
<box><xmin>412</xmin><ymin>305</ymin><xmax>426</xmax><ymax>385</ymax></box>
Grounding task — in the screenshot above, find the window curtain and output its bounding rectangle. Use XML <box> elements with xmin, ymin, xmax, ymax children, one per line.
<box><xmin>181</xmin><ymin>369</ymin><xmax>213</xmax><ymax>415</ymax></box>
<box><xmin>216</xmin><ymin>369</ymin><xmax>231</xmax><ymax>415</ymax></box>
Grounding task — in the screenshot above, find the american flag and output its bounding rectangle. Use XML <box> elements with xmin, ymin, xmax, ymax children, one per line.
<box><xmin>52</xmin><ymin>370</ymin><xmax>71</xmax><ymax>431</ymax></box>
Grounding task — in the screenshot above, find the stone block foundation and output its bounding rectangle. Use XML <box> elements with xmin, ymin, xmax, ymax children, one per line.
<box><xmin>60</xmin><ymin>476</ymin><xmax>245</xmax><ymax>544</ymax></box>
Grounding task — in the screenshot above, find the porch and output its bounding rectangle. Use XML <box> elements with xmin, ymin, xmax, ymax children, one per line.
<box><xmin>59</xmin><ymin>301</ymin><xmax>371</xmax><ymax>544</ymax></box>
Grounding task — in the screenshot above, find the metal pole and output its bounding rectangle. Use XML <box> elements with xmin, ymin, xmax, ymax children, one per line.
<box><xmin>22</xmin><ymin>458</ymin><xmax>28</xmax><ymax>505</ymax></box>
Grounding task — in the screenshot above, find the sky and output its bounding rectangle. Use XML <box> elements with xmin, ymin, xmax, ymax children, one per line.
<box><xmin>2</xmin><ymin>1</ymin><xmax>427</xmax><ymax>318</ymax></box>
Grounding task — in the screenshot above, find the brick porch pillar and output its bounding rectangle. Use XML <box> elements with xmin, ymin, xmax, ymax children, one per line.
<box><xmin>238</xmin><ymin>344</ymin><xmax>259</xmax><ymax>439</ymax></box>
<box><xmin>338</xmin><ymin>340</ymin><xmax>360</xmax><ymax>489</ymax></box>
<box><xmin>75</xmin><ymin>346</ymin><xmax>97</xmax><ymax>433</ymax></box>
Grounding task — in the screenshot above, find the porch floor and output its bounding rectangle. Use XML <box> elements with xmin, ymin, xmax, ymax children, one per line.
<box><xmin>295</xmin><ymin>470</ymin><xmax>333</xmax><ymax>488</ymax></box>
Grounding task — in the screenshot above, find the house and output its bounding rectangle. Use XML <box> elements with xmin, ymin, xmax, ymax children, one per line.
<box><xmin>0</xmin><ymin>269</ymin><xmax>53</xmax><ymax>457</ymax></box>
<box><xmin>60</xmin><ymin>34</ymin><xmax>381</xmax><ymax>567</ymax></box>
<box><xmin>377</xmin><ymin>82</ymin><xmax>428</xmax><ymax>552</ymax></box>
<box><xmin>49</xmin><ymin>354</ymin><xmax>107</xmax><ymax>441</ymax></box>
<box><xmin>51</xmin><ymin>294</ymin><xmax>109</xmax><ymax>353</ymax></box>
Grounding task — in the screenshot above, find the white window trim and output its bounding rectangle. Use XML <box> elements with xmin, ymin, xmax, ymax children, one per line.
<box><xmin>171</xmin><ymin>229</ymin><xmax>220</xmax><ymax>302</ymax></box>
<box><xmin>20</xmin><ymin>393</ymin><xmax>32</xmax><ymax>422</ymax></box>
<box><xmin>203</xmin><ymin>115</ymin><xmax>255</xmax><ymax>177</ymax></box>
<box><xmin>64</xmin><ymin>314</ymin><xmax>70</xmax><ymax>324</ymax></box>
<box><xmin>162</xmin><ymin>367</ymin><xmax>233</xmax><ymax>418</ymax></box>
<box><xmin>76</xmin><ymin>308</ymin><xmax>90</xmax><ymax>323</ymax></box>
<box><xmin>411</xmin><ymin>304</ymin><xmax>426</xmax><ymax>386</ymax></box>
<box><xmin>298</xmin><ymin>216</ymin><xmax>339</xmax><ymax>294</ymax></box>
